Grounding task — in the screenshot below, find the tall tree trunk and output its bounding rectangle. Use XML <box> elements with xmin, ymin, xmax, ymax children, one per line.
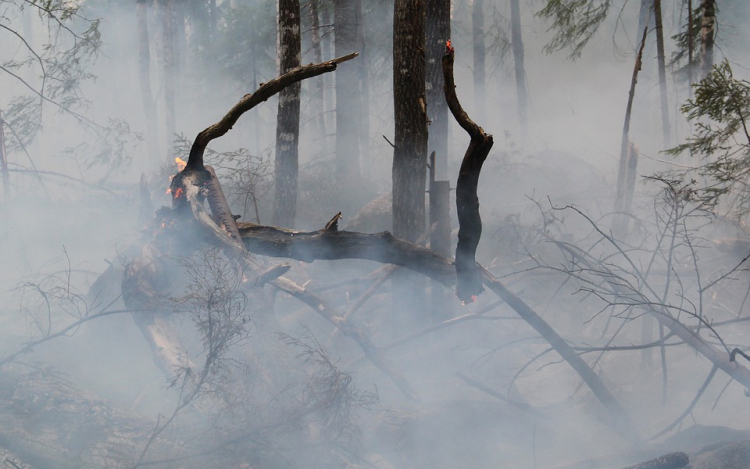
<box><xmin>273</xmin><ymin>0</ymin><xmax>302</xmax><ymax>228</ymax></box>
<box><xmin>321</xmin><ymin>1</ymin><xmax>334</xmax><ymax>134</ymax></box>
<box><xmin>160</xmin><ymin>0</ymin><xmax>177</xmax><ymax>163</ymax></box>
<box><xmin>0</xmin><ymin>110</ymin><xmax>8</xmax><ymax>199</ymax></box>
<box><xmin>613</xmin><ymin>27</ymin><xmax>648</xmax><ymax>240</ymax></box>
<box><xmin>509</xmin><ymin>0</ymin><xmax>528</xmax><ymax>128</ymax></box>
<box><xmin>355</xmin><ymin>0</ymin><xmax>370</xmax><ymax>175</ymax></box>
<box><xmin>334</xmin><ymin>0</ymin><xmax>362</xmax><ymax>210</ymax></box>
<box><xmin>310</xmin><ymin>0</ymin><xmax>327</xmax><ymax>150</ymax></box>
<box><xmin>687</xmin><ymin>0</ymin><xmax>694</xmax><ymax>88</ymax></box>
<box><xmin>137</xmin><ymin>0</ymin><xmax>160</xmax><ymax>164</ymax></box>
<box><xmin>426</xmin><ymin>0</ymin><xmax>451</xmax><ymax>180</ymax></box>
<box><xmin>472</xmin><ymin>0</ymin><xmax>486</xmax><ymax>124</ymax></box>
<box><xmin>393</xmin><ymin>0</ymin><xmax>428</xmax><ymax>331</ymax></box>
<box><xmin>699</xmin><ymin>0</ymin><xmax>715</xmax><ymax>78</ymax></box>
<box><xmin>654</xmin><ymin>0</ymin><xmax>671</xmax><ymax>147</ymax></box>
<box><xmin>393</xmin><ymin>0</ymin><xmax>428</xmax><ymax>243</ymax></box>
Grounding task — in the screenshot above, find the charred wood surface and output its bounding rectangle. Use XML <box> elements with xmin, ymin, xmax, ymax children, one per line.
<box><xmin>237</xmin><ymin>222</ymin><xmax>456</xmax><ymax>286</ymax></box>
<box><xmin>442</xmin><ymin>41</ymin><xmax>493</xmax><ymax>302</ymax></box>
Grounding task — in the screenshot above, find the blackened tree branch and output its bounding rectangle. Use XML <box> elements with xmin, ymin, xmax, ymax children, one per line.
<box><xmin>184</xmin><ymin>53</ymin><xmax>357</xmax><ymax>171</ymax></box>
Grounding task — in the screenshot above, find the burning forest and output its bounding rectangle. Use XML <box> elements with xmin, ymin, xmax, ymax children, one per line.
<box><xmin>1</xmin><ymin>1</ymin><xmax>750</xmax><ymax>469</ymax></box>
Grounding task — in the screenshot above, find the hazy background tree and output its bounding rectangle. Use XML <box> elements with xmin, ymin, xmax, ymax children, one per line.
<box><xmin>273</xmin><ymin>0</ymin><xmax>302</xmax><ymax>227</ymax></box>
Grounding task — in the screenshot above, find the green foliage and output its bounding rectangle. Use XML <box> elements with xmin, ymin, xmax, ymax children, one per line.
<box><xmin>536</xmin><ymin>0</ymin><xmax>611</xmax><ymax>59</ymax></box>
<box><xmin>666</xmin><ymin>60</ymin><xmax>750</xmax><ymax>217</ymax></box>
<box><xmin>1</xmin><ymin>0</ymin><xmax>136</xmax><ymax>177</ymax></box>
<box><xmin>669</xmin><ymin>4</ymin><xmax>702</xmax><ymax>79</ymax></box>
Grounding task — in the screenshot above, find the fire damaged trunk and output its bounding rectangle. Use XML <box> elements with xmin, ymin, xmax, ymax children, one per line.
<box><xmin>273</xmin><ymin>0</ymin><xmax>302</xmax><ymax>228</ymax></box>
<box><xmin>442</xmin><ymin>42</ymin><xmax>492</xmax><ymax>302</ymax></box>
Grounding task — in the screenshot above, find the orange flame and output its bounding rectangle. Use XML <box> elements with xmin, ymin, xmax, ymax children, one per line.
<box><xmin>173</xmin><ymin>187</ymin><xmax>184</xmax><ymax>199</ymax></box>
<box><xmin>446</xmin><ymin>39</ymin><xmax>453</xmax><ymax>51</ymax></box>
<box><xmin>175</xmin><ymin>157</ymin><xmax>187</xmax><ymax>172</ymax></box>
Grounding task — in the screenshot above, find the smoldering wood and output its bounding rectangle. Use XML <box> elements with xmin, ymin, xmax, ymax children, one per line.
<box><xmin>121</xmin><ymin>48</ymin><xmax>646</xmax><ymax>442</ymax></box>
<box><xmin>442</xmin><ymin>41</ymin><xmax>494</xmax><ymax>302</ymax></box>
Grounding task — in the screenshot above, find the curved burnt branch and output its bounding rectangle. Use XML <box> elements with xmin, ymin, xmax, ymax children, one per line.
<box><xmin>442</xmin><ymin>42</ymin><xmax>494</xmax><ymax>302</ymax></box>
<box><xmin>185</xmin><ymin>52</ymin><xmax>357</xmax><ymax>172</ymax></box>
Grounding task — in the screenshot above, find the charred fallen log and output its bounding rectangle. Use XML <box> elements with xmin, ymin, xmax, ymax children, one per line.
<box><xmin>237</xmin><ymin>222</ymin><xmax>455</xmax><ymax>286</ymax></box>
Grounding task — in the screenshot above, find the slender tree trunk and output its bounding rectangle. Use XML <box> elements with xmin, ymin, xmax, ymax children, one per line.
<box><xmin>699</xmin><ymin>0</ymin><xmax>715</xmax><ymax>78</ymax></box>
<box><xmin>613</xmin><ymin>27</ymin><xmax>648</xmax><ymax>240</ymax></box>
<box><xmin>310</xmin><ymin>0</ymin><xmax>327</xmax><ymax>149</ymax></box>
<box><xmin>160</xmin><ymin>0</ymin><xmax>177</xmax><ymax>162</ymax></box>
<box><xmin>472</xmin><ymin>0</ymin><xmax>486</xmax><ymax>124</ymax></box>
<box><xmin>0</xmin><ymin>110</ymin><xmax>9</xmax><ymax>199</ymax></box>
<box><xmin>334</xmin><ymin>0</ymin><xmax>362</xmax><ymax>210</ymax></box>
<box><xmin>687</xmin><ymin>0</ymin><xmax>694</xmax><ymax>89</ymax></box>
<box><xmin>426</xmin><ymin>0</ymin><xmax>451</xmax><ymax>180</ymax></box>
<box><xmin>355</xmin><ymin>0</ymin><xmax>370</xmax><ymax>175</ymax></box>
<box><xmin>429</xmin><ymin>152</ymin><xmax>451</xmax><ymax>321</ymax></box>
<box><xmin>321</xmin><ymin>1</ymin><xmax>334</xmax><ymax>133</ymax></box>
<box><xmin>393</xmin><ymin>0</ymin><xmax>428</xmax><ymax>331</ymax></box>
<box><xmin>654</xmin><ymin>0</ymin><xmax>671</xmax><ymax>147</ymax></box>
<box><xmin>137</xmin><ymin>0</ymin><xmax>160</xmax><ymax>163</ymax></box>
<box><xmin>636</xmin><ymin>0</ymin><xmax>654</xmax><ymax>81</ymax></box>
<box><xmin>273</xmin><ymin>0</ymin><xmax>302</xmax><ymax>228</ymax></box>
<box><xmin>509</xmin><ymin>0</ymin><xmax>528</xmax><ymax>128</ymax></box>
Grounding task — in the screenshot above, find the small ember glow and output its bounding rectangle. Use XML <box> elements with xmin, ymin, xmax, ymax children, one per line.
<box><xmin>460</xmin><ymin>295</ymin><xmax>478</xmax><ymax>306</ymax></box>
<box><xmin>446</xmin><ymin>39</ymin><xmax>453</xmax><ymax>51</ymax></box>
<box><xmin>173</xmin><ymin>187</ymin><xmax>184</xmax><ymax>199</ymax></box>
<box><xmin>175</xmin><ymin>157</ymin><xmax>187</xmax><ymax>172</ymax></box>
